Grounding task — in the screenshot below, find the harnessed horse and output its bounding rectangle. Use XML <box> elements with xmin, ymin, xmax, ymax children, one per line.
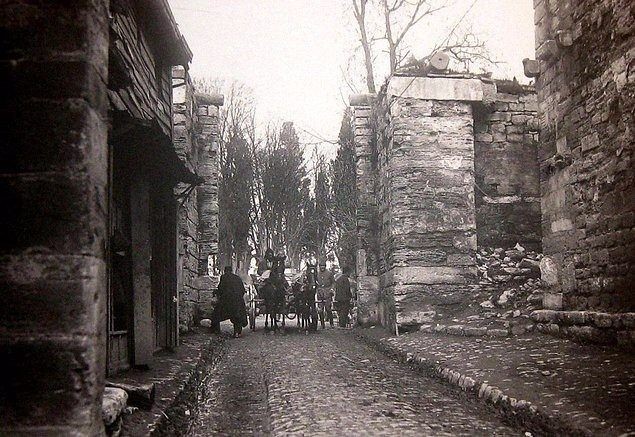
<box><xmin>262</xmin><ymin>265</ymin><xmax>286</xmax><ymax>332</ymax></box>
<box><xmin>297</xmin><ymin>264</ymin><xmax>318</xmax><ymax>332</ymax></box>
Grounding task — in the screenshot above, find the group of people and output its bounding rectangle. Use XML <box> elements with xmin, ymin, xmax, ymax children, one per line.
<box><xmin>210</xmin><ymin>261</ymin><xmax>354</xmax><ymax>337</ymax></box>
<box><xmin>316</xmin><ymin>262</ymin><xmax>353</xmax><ymax>328</ymax></box>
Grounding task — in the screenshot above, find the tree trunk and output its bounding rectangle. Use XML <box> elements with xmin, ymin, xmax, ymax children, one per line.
<box><xmin>354</xmin><ymin>0</ymin><xmax>377</xmax><ymax>93</ymax></box>
<box><xmin>382</xmin><ymin>0</ymin><xmax>398</xmax><ymax>74</ymax></box>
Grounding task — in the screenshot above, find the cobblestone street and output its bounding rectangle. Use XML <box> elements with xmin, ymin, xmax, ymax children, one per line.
<box><xmin>189</xmin><ymin>324</ymin><xmax>520</xmax><ymax>436</ymax></box>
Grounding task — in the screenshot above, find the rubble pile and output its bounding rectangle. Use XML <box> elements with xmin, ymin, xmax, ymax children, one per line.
<box><xmin>476</xmin><ymin>243</ymin><xmax>545</xmax><ymax>312</ymax></box>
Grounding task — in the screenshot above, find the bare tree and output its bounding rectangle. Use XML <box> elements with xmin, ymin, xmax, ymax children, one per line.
<box><xmin>349</xmin><ymin>0</ymin><xmax>493</xmax><ymax>92</ymax></box>
<box><xmin>193</xmin><ymin>78</ymin><xmax>257</xmax><ymax>273</ymax></box>
<box><xmin>352</xmin><ymin>0</ymin><xmax>377</xmax><ymax>93</ymax></box>
<box><xmin>381</xmin><ymin>0</ymin><xmax>445</xmax><ymax>74</ymax></box>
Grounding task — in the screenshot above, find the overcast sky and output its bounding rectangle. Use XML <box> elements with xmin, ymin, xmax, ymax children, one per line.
<box><xmin>168</xmin><ymin>0</ymin><xmax>535</xmax><ymax>156</ymax></box>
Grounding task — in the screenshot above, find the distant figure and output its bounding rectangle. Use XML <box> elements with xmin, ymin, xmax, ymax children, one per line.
<box><xmin>334</xmin><ymin>266</ymin><xmax>353</xmax><ymax>328</ymax></box>
<box><xmin>316</xmin><ymin>261</ymin><xmax>334</xmax><ymax>328</ymax></box>
<box><xmin>211</xmin><ymin>266</ymin><xmax>248</xmax><ymax>337</ymax></box>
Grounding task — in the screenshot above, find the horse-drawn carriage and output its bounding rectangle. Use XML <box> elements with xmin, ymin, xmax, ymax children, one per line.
<box><xmin>246</xmin><ymin>255</ymin><xmax>298</xmax><ymax>331</ymax></box>
<box><xmin>246</xmin><ymin>253</ymin><xmax>353</xmax><ymax>332</ymax></box>
<box><xmin>246</xmin><ymin>280</ymin><xmax>298</xmax><ymax>331</ymax></box>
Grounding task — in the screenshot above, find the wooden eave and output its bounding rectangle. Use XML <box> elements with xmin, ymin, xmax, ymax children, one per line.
<box><xmin>140</xmin><ymin>0</ymin><xmax>193</xmax><ymax>67</ymax></box>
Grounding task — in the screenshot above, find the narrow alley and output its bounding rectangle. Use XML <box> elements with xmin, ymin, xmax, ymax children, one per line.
<box><xmin>2</xmin><ymin>1</ymin><xmax>633</xmax><ymax>435</ymax></box>
<box><xmin>188</xmin><ymin>324</ymin><xmax>518</xmax><ymax>436</ymax></box>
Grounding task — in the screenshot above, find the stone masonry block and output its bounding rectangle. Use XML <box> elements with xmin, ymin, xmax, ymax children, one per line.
<box><xmin>387</xmin><ymin>77</ymin><xmax>484</xmax><ymax>102</ymax></box>
<box><xmin>0</xmin><ymin>336</ymin><xmax>103</xmax><ymax>429</ymax></box>
<box><xmin>0</xmin><ymin>255</ymin><xmax>106</xmax><ymax>336</ymax></box>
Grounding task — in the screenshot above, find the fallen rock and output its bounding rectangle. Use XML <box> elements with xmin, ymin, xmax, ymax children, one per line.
<box><xmin>514</xmin><ymin>243</ymin><xmax>526</xmax><ymax>252</ymax></box>
<box><xmin>519</xmin><ymin>258</ymin><xmax>540</xmax><ymax>270</ymax></box>
<box><xmin>527</xmin><ymin>292</ymin><xmax>543</xmax><ymax>305</ymax></box>
<box><xmin>200</xmin><ymin>318</ymin><xmax>212</xmax><ymax>328</ymax></box>
<box><xmin>106</xmin><ymin>381</ymin><xmax>155</xmax><ymax>410</ymax></box>
<box><xmin>506</xmin><ymin>249</ymin><xmax>525</xmax><ymax>261</ymax></box>
<box><xmin>540</xmin><ymin>256</ymin><xmax>559</xmax><ymax>286</ymax></box>
<box><xmin>497</xmin><ymin>289</ymin><xmax>514</xmax><ymax>306</ymax></box>
<box><xmin>480</xmin><ymin>300</ymin><xmax>495</xmax><ymax>309</ymax></box>
<box><xmin>102</xmin><ymin>387</ymin><xmax>128</xmax><ymax>427</ymax></box>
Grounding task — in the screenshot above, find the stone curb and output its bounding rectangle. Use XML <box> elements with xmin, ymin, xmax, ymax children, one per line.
<box><xmin>420</xmin><ymin>323</ymin><xmax>535</xmax><ymax>338</ymax></box>
<box><xmin>531</xmin><ymin>310</ymin><xmax>635</xmax><ymax>349</ymax></box>
<box><xmin>150</xmin><ymin>336</ymin><xmax>227</xmax><ymax>435</ymax></box>
<box><xmin>356</xmin><ymin>331</ymin><xmax>592</xmax><ymax>437</ymax></box>
<box><xmin>121</xmin><ymin>335</ymin><xmax>227</xmax><ymax>436</ymax></box>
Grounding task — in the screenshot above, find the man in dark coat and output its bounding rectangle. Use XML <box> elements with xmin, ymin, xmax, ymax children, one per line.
<box><xmin>334</xmin><ymin>266</ymin><xmax>353</xmax><ymax>327</ymax></box>
<box><xmin>211</xmin><ymin>266</ymin><xmax>248</xmax><ymax>337</ymax></box>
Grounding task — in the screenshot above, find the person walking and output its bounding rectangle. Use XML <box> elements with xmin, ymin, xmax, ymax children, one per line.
<box><xmin>211</xmin><ymin>266</ymin><xmax>248</xmax><ymax>337</ymax></box>
<box><xmin>316</xmin><ymin>260</ymin><xmax>335</xmax><ymax>328</ymax></box>
<box><xmin>334</xmin><ymin>266</ymin><xmax>353</xmax><ymax>328</ymax></box>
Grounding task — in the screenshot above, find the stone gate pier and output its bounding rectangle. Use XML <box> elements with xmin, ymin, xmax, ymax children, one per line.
<box><xmin>351</xmin><ymin>73</ymin><xmax>540</xmax><ymax>332</ymax></box>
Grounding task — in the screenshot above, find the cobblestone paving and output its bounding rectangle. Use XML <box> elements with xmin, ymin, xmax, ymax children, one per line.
<box><xmin>189</xmin><ymin>323</ymin><xmax>520</xmax><ymax>436</ymax></box>
<box><xmin>367</xmin><ymin>329</ymin><xmax>635</xmax><ymax>436</ymax></box>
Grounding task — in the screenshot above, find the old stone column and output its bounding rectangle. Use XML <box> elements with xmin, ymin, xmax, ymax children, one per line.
<box><xmin>350</xmin><ymin>94</ymin><xmax>380</xmax><ymax>326</ymax></box>
<box><xmin>381</xmin><ymin>76</ymin><xmax>484</xmax><ymax>331</ymax></box>
<box><xmin>0</xmin><ymin>1</ymin><xmax>109</xmax><ymax>434</ymax></box>
<box><xmin>195</xmin><ymin>94</ymin><xmax>223</xmax><ymax>317</ymax></box>
<box><xmin>195</xmin><ymin>94</ymin><xmax>223</xmax><ymax>276</ymax></box>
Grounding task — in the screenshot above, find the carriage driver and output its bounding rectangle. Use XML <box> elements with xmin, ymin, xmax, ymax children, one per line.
<box><xmin>316</xmin><ymin>260</ymin><xmax>335</xmax><ymax>328</ymax></box>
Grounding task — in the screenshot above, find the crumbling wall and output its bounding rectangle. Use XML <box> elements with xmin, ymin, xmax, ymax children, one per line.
<box><xmin>172</xmin><ymin>67</ymin><xmax>202</xmax><ymax>330</ymax></box>
<box><xmin>172</xmin><ymin>68</ymin><xmax>222</xmax><ymax>330</ymax></box>
<box><xmin>194</xmin><ymin>95</ymin><xmax>221</xmax><ymax>320</ymax></box>
<box><xmin>352</xmin><ymin>102</ymin><xmax>381</xmax><ymax>326</ymax></box>
<box><xmin>0</xmin><ymin>1</ymin><xmax>109</xmax><ymax>434</ymax></box>
<box><xmin>533</xmin><ymin>0</ymin><xmax>635</xmax><ymax>311</ymax></box>
<box><xmin>368</xmin><ymin>76</ymin><xmax>483</xmax><ymax>331</ymax></box>
<box><xmin>353</xmin><ymin>75</ymin><xmax>545</xmax><ymax>332</ymax></box>
<box><xmin>474</xmin><ymin>82</ymin><xmax>541</xmax><ymax>250</ymax></box>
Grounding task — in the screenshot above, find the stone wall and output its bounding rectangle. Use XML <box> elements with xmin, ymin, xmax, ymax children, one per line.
<box><xmin>533</xmin><ymin>0</ymin><xmax>634</xmax><ymax>311</ymax></box>
<box><xmin>173</xmin><ymin>67</ymin><xmax>201</xmax><ymax>330</ymax></box>
<box><xmin>382</xmin><ymin>78</ymin><xmax>479</xmax><ymax>331</ymax></box>
<box><xmin>352</xmin><ymin>75</ymin><xmax>543</xmax><ymax>332</ymax></box>
<box><xmin>474</xmin><ymin>81</ymin><xmax>541</xmax><ymax>250</ymax></box>
<box><xmin>0</xmin><ymin>1</ymin><xmax>109</xmax><ymax>434</ymax></box>
<box><xmin>353</xmin><ymin>102</ymin><xmax>381</xmax><ymax>326</ymax></box>
<box><xmin>172</xmin><ymin>67</ymin><xmax>222</xmax><ymax>330</ymax></box>
<box><xmin>195</xmin><ymin>96</ymin><xmax>221</xmax><ymax>272</ymax></box>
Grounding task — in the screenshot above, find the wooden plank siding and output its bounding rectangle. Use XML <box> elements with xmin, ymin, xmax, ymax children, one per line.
<box><xmin>108</xmin><ymin>0</ymin><xmax>174</xmax><ymax>137</ymax></box>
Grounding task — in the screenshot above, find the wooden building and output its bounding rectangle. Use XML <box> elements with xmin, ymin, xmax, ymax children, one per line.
<box><xmin>106</xmin><ymin>0</ymin><xmax>199</xmax><ymax>374</ymax></box>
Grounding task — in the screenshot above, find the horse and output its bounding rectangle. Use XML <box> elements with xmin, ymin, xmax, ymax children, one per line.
<box><xmin>260</xmin><ymin>275</ymin><xmax>285</xmax><ymax>332</ymax></box>
<box><xmin>297</xmin><ymin>282</ymin><xmax>318</xmax><ymax>332</ymax></box>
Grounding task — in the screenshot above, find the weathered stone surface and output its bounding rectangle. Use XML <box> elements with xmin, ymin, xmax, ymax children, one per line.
<box><xmin>387</xmin><ymin>77</ymin><xmax>484</xmax><ymax>101</ymax></box>
<box><xmin>199</xmin><ymin>319</ymin><xmax>212</xmax><ymax>328</ymax></box>
<box><xmin>173</xmin><ymin>67</ymin><xmax>222</xmax><ymax>330</ymax></box>
<box><xmin>543</xmin><ymin>293</ymin><xmax>563</xmax><ymax>310</ymax></box>
<box><xmin>0</xmin><ymin>1</ymin><xmax>109</xmax><ymax>434</ymax></box>
<box><xmin>533</xmin><ymin>0</ymin><xmax>635</xmax><ymax>313</ymax></box>
<box><xmin>357</xmin><ymin>275</ymin><xmax>379</xmax><ymax>325</ymax></box>
<box><xmin>539</xmin><ymin>256</ymin><xmax>559</xmax><ymax>287</ymax></box>
<box><xmin>522</xmin><ymin>58</ymin><xmax>541</xmax><ymax>78</ymax></box>
<box><xmin>354</xmin><ymin>73</ymin><xmax>547</xmax><ymax>331</ymax></box>
<box><xmin>102</xmin><ymin>388</ymin><xmax>128</xmax><ymax>426</ymax></box>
